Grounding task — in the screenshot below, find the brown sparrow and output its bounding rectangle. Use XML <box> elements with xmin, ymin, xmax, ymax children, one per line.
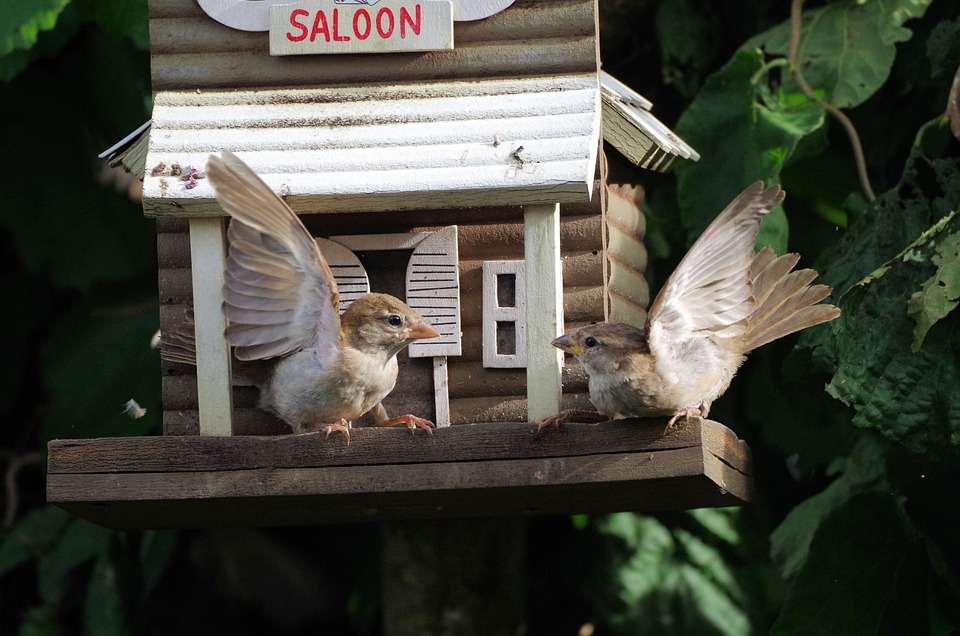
<box><xmin>542</xmin><ymin>182</ymin><xmax>840</xmax><ymax>430</ymax></box>
<box><xmin>165</xmin><ymin>152</ymin><xmax>440</xmax><ymax>443</ymax></box>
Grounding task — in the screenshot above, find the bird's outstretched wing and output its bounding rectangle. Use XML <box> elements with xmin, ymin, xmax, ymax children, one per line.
<box><xmin>206</xmin><ymin>151</ymin><xmax>340</xmax><ymax>361</ymax></box>
<box><xmin>646</xmin><ymin>182</ymin><xmax>784</xmax><ymax>363</ymax></box>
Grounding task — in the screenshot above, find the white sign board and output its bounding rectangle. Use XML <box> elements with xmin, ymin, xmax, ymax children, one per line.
<box><xmin>269</xmin><ymin>0</ymin><xmax>454</xmax><ymax>55</ymax></box>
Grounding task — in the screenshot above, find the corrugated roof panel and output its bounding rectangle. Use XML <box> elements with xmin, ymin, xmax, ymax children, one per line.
<box><xmin>142</xmin><ymin>74</ymin><xmax>601</xmax><ymax>217</ymax></box>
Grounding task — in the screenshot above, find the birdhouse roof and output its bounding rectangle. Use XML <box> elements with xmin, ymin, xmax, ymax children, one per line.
<box><xmin>141</xmin><ymin>0</ymin><xmax>602</xmax><ymax>217</ymax></box>
<box><xmin>600</xmin><ymin>71</ymin><xmax>700</xmax><ymax>171</ymax></box>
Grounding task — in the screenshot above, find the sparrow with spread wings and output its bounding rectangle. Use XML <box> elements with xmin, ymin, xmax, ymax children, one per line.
<box><xmin>163</xmin><ymin>152</ymin><xmax>439</xmax><ymax>443</ymax></box>
<box><xmin>541</xmin><ymin>182</ymin><xmax>840</xmax><ymax>431</ymax></box>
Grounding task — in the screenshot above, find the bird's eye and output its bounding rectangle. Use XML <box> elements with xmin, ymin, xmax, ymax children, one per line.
<box><xmin>584</xmin><ymin>336</ymin><xmax>598</xmax><ymax>348</ymax></box>
<box><xmin>387</xmin><ymin>314</ymin><xmax>403</xmax><ymax>327</ymax></box>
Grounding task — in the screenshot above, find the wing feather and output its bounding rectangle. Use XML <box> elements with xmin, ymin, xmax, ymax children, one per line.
<box><xmin>647</xmin><ymin>182</ymin><xmax>784</xmax><ymax>366</ymax></box>
<box><xmin>207</xmin><ymin>151</ymin><xmax>340</xmax><ymax>361</ymax></box>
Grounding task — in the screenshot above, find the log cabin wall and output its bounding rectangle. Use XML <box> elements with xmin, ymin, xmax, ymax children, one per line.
<box><xmin>159</xmin><ymin>195</ymin><xmax>604</xmax><ymax>435</ymax></box>
<box><xmin>148</xmin><ymin>0</ymin><xmax>597</xmax><ymax>90</ymax></box>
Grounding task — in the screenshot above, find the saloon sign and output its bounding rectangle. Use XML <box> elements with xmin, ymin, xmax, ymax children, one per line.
<box><xmin>270</xmin><ymin>0</ymin><xmax>453</xmax><ymax>55</ymax></box>
<box><xmin>196</xmin><ymin>0</ymin><xmax>516</xmax><ymax>55</ymax></box>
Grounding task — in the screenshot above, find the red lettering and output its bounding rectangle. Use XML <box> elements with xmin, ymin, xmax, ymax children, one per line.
<box><xmin>376</xmin><ymin>7</ymin><xmax>395</xmax><ymax>38</ymax></box>
<box><xmin>332</xmin><ymin>8</ymin><xmax>350</xmax><ymax>41</ymax></box>
<box><xmin>310</xmin><ymin>10</ymin><xmax>330</xmax><ymax>43</ymax></box>
<box><xmin>286</xmin><ymin>9</ymin><xmax>309</xmax><ymax>42</ymax></box>
<box><xmin>353</xmin><ymin>9</ymin><xmax>371</xmax><ymax>40</ymax></box>
<box><xmin>399</xmin><ymin>5</ymin><xmax>421</xmax><ymax>38</ymax></box>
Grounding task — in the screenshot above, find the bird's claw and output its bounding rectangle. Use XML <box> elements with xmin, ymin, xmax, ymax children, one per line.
<box><xmin>537</xmin><ymin>410</ymin><xmax>606</xmax><ymax>435</ymax></box>
<box><xmin>321</xmin><ymin>419</ymin><xmax>352</xmax><ymax>445</ymax></box>
<box><xmin>381</xmin><ymin>414</ymin><xmax>435</xmax><ymax>436</ymax></box>
<box><xmin>537</xmin><ymin>414</ymin><xmax>566</xmax><ymax>435</ymax></box>
<box><xmin>664</xmin><ymin>408</ymin><xmax>702</xmax><ymax>434</ymax></box>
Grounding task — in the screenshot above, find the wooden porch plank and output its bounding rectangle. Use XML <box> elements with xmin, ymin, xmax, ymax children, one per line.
<box><xmin>46</xmin><ymin>419</ymin><xmax>752</xmax><ymax>529</ymax></box>
<box><xmin>47</xmin><ymin>419</ymin><xmax>746</xmax><ymax>474</ymax></box>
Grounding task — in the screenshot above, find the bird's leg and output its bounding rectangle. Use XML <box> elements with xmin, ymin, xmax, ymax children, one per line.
<box><xmin>537</xmin><ymin>409</ymin><xmax>607</xmax><ymax>435</ymax></box>
<box><xmin>372</xmin><ymin>403</ymin><xmax>435</xmax><ymax>435</ymax></box>
<box><xmin>320</xmin><ymin>418</ymin><xmax>351</xmax><ymax>444</ymax></box>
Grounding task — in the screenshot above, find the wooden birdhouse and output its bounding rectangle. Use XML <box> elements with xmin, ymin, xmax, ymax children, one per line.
<box><xmin>47</xmin><ymin>0</ymin><xmax>749</xmax><ymax>529</ymax></box>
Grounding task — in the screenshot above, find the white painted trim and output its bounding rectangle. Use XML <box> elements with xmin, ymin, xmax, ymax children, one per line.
<box><xmin>433</xmin><ymin>357</ymin><xmax>450</xmax><ymax>427</ymax></box>
<box><xmin>523</xmin><ymin>204</ymin><xmax>563</xmax><ymax>421</ymax></box>
<box><xmin>188</xmin><ymin>217</ymin><xmax>234</xmax><ymax>436</ymax></box>
<box><xmin>330</xmin><ymin>232</ymin><xmax>431</xmax><ymax>251</ymax></box>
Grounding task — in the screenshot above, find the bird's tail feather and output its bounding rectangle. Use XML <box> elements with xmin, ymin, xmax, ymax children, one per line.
<box><xmin>744</xmin><ymin>247</ymin><xmax>840</xmax><ymax>351</ymax></box>
<box><xmin>160</xmin><ymin>313</ymin><xmax>197</xmax><ymax>366</ymax></box>
<box><xmin>160</xmin><ymin>311</ymin><xmax>270</xmax><ymax>387</ymax></box>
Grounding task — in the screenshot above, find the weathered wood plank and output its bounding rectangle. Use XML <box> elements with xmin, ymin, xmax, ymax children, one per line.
<box><xmin>46</xmin><ymin>419</ymin><xmax>750</xmax><ymax>529</ymax></box>
<box><xmin>48</xmin><ymin>418</ymin><xmax>720</xmax><ymax>473</ymax></box>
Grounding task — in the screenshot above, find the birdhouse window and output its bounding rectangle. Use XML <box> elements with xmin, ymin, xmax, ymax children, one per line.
<box><xmin>316</xmin><ymin>237</ymin><xmax>371</xmax><ymax>311</ymax></box>
<box><xmin>482</xmin><ymin>260</ymin><xmax>526</xmax><ymax>369</ymax></box>
<box><xmin>320</xmin><ymin>227</ymin><xmax>461</xmax><ymax>427</ymax></box>
<box><xmin>324</xmin><ymin>227</ymin><xmax>461</xmax><ymax>359</ymax></box>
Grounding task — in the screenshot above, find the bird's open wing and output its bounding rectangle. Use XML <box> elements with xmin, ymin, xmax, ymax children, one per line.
<box><xmin>207</xmin><ymin>151</ymin><xmax>340</xmax><ymax>361</ymax></box>
<box><xmin>647</xmin><ymin>182</ymin><xmax>784</xmax><ymax>355</ymax></box>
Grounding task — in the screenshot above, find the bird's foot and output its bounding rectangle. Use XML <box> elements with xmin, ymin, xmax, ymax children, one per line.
<box><xmin>321</xmin><ymin>419</ymin><xmax>352</xmax><ymax>445</ymax></box>
<box><xmin>664</xmin><ymin>408</ymin><xmax>702</xmax><ymax>434</ymax></box>
<box><xmin>537</xmin><ymin>410</ymin><xmax>606</xmax><ymax>435</ymax></box>
<box><xmin>379</xmin><ymin>414</ymin><xmax>435</xmax><ymax>436</ymax></box>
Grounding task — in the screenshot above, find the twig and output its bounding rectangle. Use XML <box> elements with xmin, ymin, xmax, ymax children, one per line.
<box><xmin>948</xmin><ymin>63</ymin><xmax>960</xmax><ymax>141</ymax></box>
<box><xmin>2</xmin><ymin>451</ymin><xmax>44</xmax><ymax>528</ymax></box>
<box><xmin>789</xmin><ymin>0</ymin><xmax>876</xmax><ymax>202</ymax></box>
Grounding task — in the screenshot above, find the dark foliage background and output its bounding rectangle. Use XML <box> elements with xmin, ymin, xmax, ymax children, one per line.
<box><xmin>2</xmin><ymin>0</ymin><xmax>959</xmax><ymax>634</ymax></box>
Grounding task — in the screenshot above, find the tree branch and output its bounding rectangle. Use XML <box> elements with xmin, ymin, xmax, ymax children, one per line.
<box><xmin>2</xmin><ymin>451</ymin><xmax>44</xmax><ymax>528</ymax></box>
<box><xmin>789</xmin><ymin>0</ymin><xmax>876</xmax><ymax>202</ymax></box>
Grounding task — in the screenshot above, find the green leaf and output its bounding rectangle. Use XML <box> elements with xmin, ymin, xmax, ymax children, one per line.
<box><xmin>0</xmin><ymin>0</ymin><xmax>71</xmax><ymax>58</ymax></box>
<box><xmin>907</xmin><ymin>217</ymin><xmax>960</xmax><ymax>351</ymax></box>
<box><xmin>926</xmin><ymin>17</ymin><xmax>960</xmax><ymax>80</ymax></box>
<box><xmin>770</xmin><ymin>435</ymin><xmax>891</xmax><ymax>580</ymax></box>
<box><xmin>0</xmin><ymin>30</ymin><xmax>153</xmax><ymax>291</ymax></box>
<box><xmin>74</xmin><ymin>0</ymin><xmax>149</xmax><ymax>50</ymax></box>
<box><xmin>655</xmin><ymin>0</ymin><xmax>717</xmax><ymax>98</ymax></box>
<box><xmin>771</xmin><ymin>492</ymin><xmax>927</xmax><ymax>635</ymax></box>
<box><xmin>800</xmin><ymin>150</ymin><xmax>960</xmax><ymax>369</ymax></box>
<box><xmin>747</xmin><ymin>0</ymin><xmax>934</xmax><ymax>108</ymax></box>
<box><xmin>587</xmin><ymin>511</ymin><xmax>757</xmax><ymax>636</ymax></box>
<box><xmin>673</xmin><ymin>49</ymin><xmax>824</xmax><ymax>251</ymax></box>
<box><xmin>37</xmin><ymin>519</ymin><xmax>113</xmax><ymax>605</ymax></box>
<box><xmin>0</xmin><ymin>0</ymin><xmax>76</xmax><ymax>82</ymax></box>
<box><xmin>40</xmin><ymin>302</ymin><xmax>160</xmax><ymax>441</ymax></box>
<box><xmin>755</xmin><ymin>206</ymin><xmax>789</xmax><ymax>255</ymax></box>
<box><xmin>827</xmin><ymin>210</ymin><xmax>960</xmax><ymax>457</ymax></box>
<box><xmin>84</xmin><ymin>549</ymin><xmax>130</xmax><ymax>636</ymax></box>
<box><xmin>0</xmin><ymin>507</ymin><xmax>73</xmax><ymax>575</ymax></box>
<box><xmin>138</xmin><ymin>530</ymin><xmax>179</xmax><ymax>598</ymax></box>
<box><xmin>17</xmin><ymin>605</ymin><xmax>65</xmax><ymax>636</ymax></box>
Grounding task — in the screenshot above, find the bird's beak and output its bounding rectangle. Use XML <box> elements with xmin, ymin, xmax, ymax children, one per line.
<box><xmin>551</xmin><ymin>334</ymin><xmax>584</xmax><ymax>356</ymax></box>
<box><xmin>407</xmin><ymin>319</ymin><xmax>440</xmax><ymax>340</ymax></box>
